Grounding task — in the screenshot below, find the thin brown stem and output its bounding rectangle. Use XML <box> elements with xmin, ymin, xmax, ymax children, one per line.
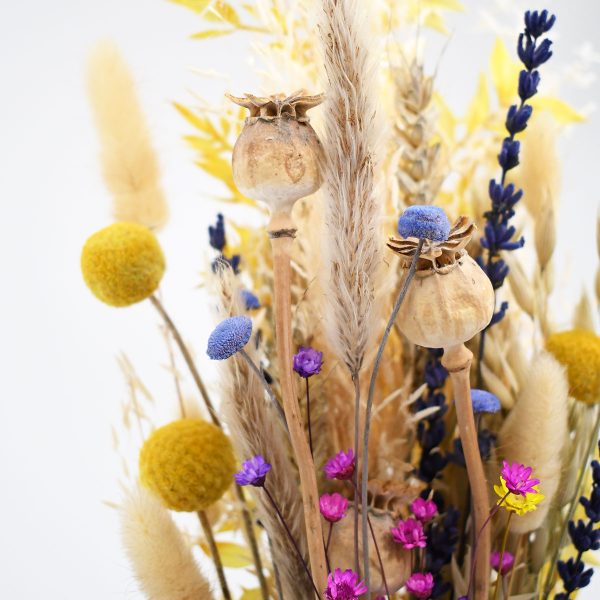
<box><xmin>506</xmin><ymin>533</ymin><xmax>524</xmax><ymax>598</ymax></box>
<box><xmin>325</xmin><ymin>521</ymin><xmax>333</xmax><ymax>573</ymax></box>
<box><xmin>267</xmin><ymin>532</ymin><xmax>285</xmax><ymax>600</ymax></box>
<box><xmin>150</xmin><ymin>294</ymin><xmax>269</xmax><ymax>599</ymax></box>
<box><xmin>368</xmin><ymin>513</ymin><xmax>391</xmax><ymax>600</ymax></box>
<box><xmin>493</xmin><ymin>512</ymin><xmax>513</xmax><ymax>600</ymax></box>
<box><xmin>197</xmin><ymin>510</ymin><xmax>232</xmax><ymax>600</ymax></box>
<box><xmin>443</xmin><ymin>344</ymin><xmax>490</xmax><ymax>600</ymax></box>
<box><xmin>306</xmin><ymin>378</ymin><xmax>313</xmax><ymax>458</ymax></box>
<box><xmin>268</xmin><ymin>220</ymin><xmax>328</xmax><ymax>594</ymax></box>
<box><xmin>352</xmin><ymin>371</ymin><xmax>361</xmax><ymax>576</ymax></box>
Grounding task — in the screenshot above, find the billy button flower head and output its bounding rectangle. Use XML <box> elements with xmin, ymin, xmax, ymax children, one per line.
<box><xmin>293</xmin><ymin>346</ymin><xmax>323</xmax><ymax>378</ymax></box>
<box><xmin>234</xmin><ymin>455</ymin><xmax>272</xmax><ymax>487</ymax></box>
<box><xmin>405</xmin><ymin>572</ymin><xmax>435</xmax><ymax>599</ymax></box>
<box><xmin>390</xmin><ymin>517</ymin><xmax>427</xmax><ymax>549</ymax></box>
<box><xmin>397</xmin><ymin>205</ymin><xmax>451</xmax><ymax>242</ymax></box>
<box><xmin>324</xmin><ymin>449</ymin><xmax>355</xmax><ymax>481</ymax></box>
<box><xmin>320</xmin><ymin>493</ymin><xmax>349</xmax><ymax>523</ymax></box>
<box><xmin>81</xmin><ymin>221</ymin><xmax>165</xmax><ymax>307</ymax></box>
<box><xmin>471</xmin><ymin>389</ymin><xmax>501</xmax><ymax>414</ymax></box>
<box><xmin>324</xmin><ymin>569</ymin><xmax>367</xmax><ymax>600</ymax></box>
<box><xmin>547</xmin><ymin>329</ymin><xmax>600</xmax><ymax>405</ymax></box>
<box><xmin>410</xmin><ymin>497</ymin><xmax>438</xmax><ymax>523</ymax></box>
<box><xmin>139</xmin><ymin>419</ymin><xmax>236</xmax><ymax>512</ymax></box>
<box><xmin>206</xmin><ymin>315</ymin><xmax>253</xmax><ymax>360</ymax></box>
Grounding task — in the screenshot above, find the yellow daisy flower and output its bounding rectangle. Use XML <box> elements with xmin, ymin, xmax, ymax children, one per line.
<box><xmin>494</xmin><ymin>477</ymin><xmax>545</xmax><ymax>516</ymax></box>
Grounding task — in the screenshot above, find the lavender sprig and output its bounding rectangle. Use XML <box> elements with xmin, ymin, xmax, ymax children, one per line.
<box><xmin>209</xmin><ymin>213</ymin><xmax>241</xmax><ymax>274</ymax></box>
<box><xmin>555</xmin><ymin>443</ymin><xmax>600</xmax><ymax>598</ymax></box>
<box><xmin>477</xmin><ymin>9</ymin><xmax>556</xmax><ymax>381</ymax></box>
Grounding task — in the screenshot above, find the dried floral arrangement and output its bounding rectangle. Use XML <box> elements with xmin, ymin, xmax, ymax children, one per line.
<box><xmin>80</xmin><ymin>1</ymin><xmax>600</xmax><ymax>599</ymax></box>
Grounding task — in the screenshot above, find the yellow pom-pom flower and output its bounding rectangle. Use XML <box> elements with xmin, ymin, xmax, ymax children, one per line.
<box><xmin>494</xmin><ymin>477</ymin><xmax>545</xmax><ymax>516</ymax></box>
<box><xmin>139</xmin><ymin>419</ymin><xmax>236</xmax><ymax>512</ymax></box>
<box><xmin>81</xmin><ymin>222</ymin><xmax>165</xmax><ymax>307</ymax></box>
<box><xmin>546</xmin><ymin>329</ymin><xmax>600</xmax><ymax>405</ymax></box>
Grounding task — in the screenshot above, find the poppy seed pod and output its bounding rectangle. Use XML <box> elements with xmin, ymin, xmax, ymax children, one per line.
<box><xmin>227</xmin><ymin>91</ymin><xmax>324</xmax><ymax>219</ymax></box>
<box><xmin>388</xmin><ymin>216</ymin><xmax>495</xmax><ymax>348</ymax></box>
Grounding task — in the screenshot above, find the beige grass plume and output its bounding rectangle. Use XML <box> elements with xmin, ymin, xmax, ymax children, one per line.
<box><xmin>120</xmin><ymin>486</ymin><xmax>214</xmax><ymax>599</ymax></box>
<box><xmin>499</xmin><ymin>351</ymin><xmax>569</xmax><ymax>533</ymax></box>
<box><xmin>87</xmin><ymin>41</ymin><xmax>168</xmax><ymax>229</ymax></box>
<box><xmin>319</xmin><ymin>0</ymin><xmax>384</xmax><ymax>377</ymax></box>
<box><xmin>209</xmin><ymin>265</ymin><xmax>312</xmax><ymax>599</ymax></box>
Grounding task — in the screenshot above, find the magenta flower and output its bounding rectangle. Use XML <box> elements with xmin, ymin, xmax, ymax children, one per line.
<box><xmin>234</xmin><ymin>455</ymin><xmax>271</xmax><ymax>487</ymax></box>
<box><xmin>405</xmin><ymin>572</ymin><xmax>434</xmax><ymax>599</ymax></box>
<box><xmin>390</xmin><ymin>517</ymin><xmax>427</xmax><ymax>549</ymax></box>
<box><xmin>324</xmin><ymin>449</ymin><xmax>355</xmax><ymax>481</ymax></box>
<box><xmin>491</xmin><ymin>550</ymin><xmax>515</xmax><ymax>575</ymax></box>
<box><xmin>293</xmin><ymin>346</ymin><xmax>324</xmax><ymax>378</ymax></box>
<box><xmin>501</xmin><ymin>460</ymin><xmax>540</xmax><ymax>496</ymax></box>
<box><xmin>411</xmin><ymin>497</ymin><xmax>438</xmax><ymax>523</ymax></box>
<box><xmin>325</xmin><ymin>569</ymin><xmax>367</xmax><ymax>600</ymax></box>
<box><xmin>320</xmin><ymin>493</ymin><xmax>349</xmax><ymax>523</ymax></box>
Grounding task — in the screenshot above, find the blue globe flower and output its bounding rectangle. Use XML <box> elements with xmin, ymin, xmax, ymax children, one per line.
<box><xmin>207</xmin><ymin>315</ymin><xmax>252</xmax><ymax>360</ymax></box>
<box><xmin>470</xmin><ymin>389</ymin><xmax>501</xmax><ymax>414</ymax></box>
<box><xmin>397</xmin><ymin>205</ymin><xmax>451</xmax><ymax>242</ymax></box>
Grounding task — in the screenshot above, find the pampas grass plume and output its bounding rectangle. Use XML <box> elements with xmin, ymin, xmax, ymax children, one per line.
<box><xmin>499</xmin><ymin>351</ymin><xmax>569</xmax><ymax>533</ymax></box>
<box><xmin>120</xmin><ymin>486</ymin><xmax>214</xmax><ymax>599</ymax></box>
<box><xmin>87</xmin><ymin>41</ymin><xmax>168</xmax><ymax>229</ymax></box>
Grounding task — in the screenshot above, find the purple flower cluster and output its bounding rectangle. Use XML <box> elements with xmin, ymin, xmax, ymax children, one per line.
<box><xmin>405</xmin><ymin>572</ymin><xmax>435</xmax><ymax>599</ymax></box>
<box><xmin>208</xmin><ymin>213</ymin><xmax>241</xmax><ymax>274</ymax></box>
<box><xmin>391</xmin><ymin>517</ymin><xmax>427</xmax><ymax>549</ymax></box>
<box><xmin>324</xmin><ymin>569</ymin><xmax>367</xmax><ymax>600</ymax></box>
<box><xmin>477</xmin><ymin>10</ymin><xmax>556</xmax><ymax>324</ymax></box>
<box><xmin>320</xmin><ymin>493</ymin><xmax>348</xmax><ymax>523</ymax></box>
<box><xmin>491</xmin><ymin>550</ymin><xmax>515</xmax><ymax>575</ymax></box>
<box><xmin>501</xmin><ymin>460</ymin><xmax>540</xmax><ymax>496</ymax></box>
<box><xmin>234</xmin><ymin>455</ymin><xmax>272</xmax><ymax>487</ymax></box>
<box><xmin>324</xmin><ymin>449</ymin><xmax>355</xmax><ymax>481</ymax></box>
<box><xmin>556</xmin><ymin>442</ymin><xmax>600</xmax><ymax>598</ymax></box>
<box><xmin>293</xmin><ymin>346</ymin><xmax>323</xmax><ymax>378</ymax></box>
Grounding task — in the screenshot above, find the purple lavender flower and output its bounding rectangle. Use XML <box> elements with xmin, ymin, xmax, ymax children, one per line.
<box><xmin>390</xmin><ymin>517</ymin><xmax>427</xmax><ymax>549</ymax></box>
<box><xmin>501</xmin><ymin>461</ymin><xmax>540</xmax><ymax>496</ymax></box>
<box><xmin>411</xmin><ymin>497</ymin><xmax>438</xmax><ymax>523</ymax></box>
<box><xmin>470</xmin><ymin>389</ymin><xmax>501</xmax><ymax>414</ymax></box>
<box><xmin>207</xmin><ymin>316</ymin><xmax>252</xmax><ymax>360</ymax></box>
<box><xmin>405</xmin><ymin>572</ymin><xmax>434</xmax><ymax>599</ymax></box>
<box><xmin>234</xmin><ymin>455</ymin><xmax>272</xmax><ymax>487</ymax></box>
<box><xmin>293</xmin><ymin>346</ymin><xmax>323</xmax><ymax>378</ymax></box>
<box><xmin>397</xmin><ymin>205</ymin><xmax>451</xmax><ymax>242</ymax></box>
<box><xmin>525</xmin><ymin>9</ymin><xmax>556</xmax><ymax>38</ymax></box>
<box><xmin>324</xmin><ymin>569</ymin><xmax>367</xmax><ymax>600</ymax></box>
<box><xmin>324</xmin><ymin>449</ymin><xmax>355</xmax><ymax>481</ymax></box>
<box><xmin>491</xmin><ymin>550</ymin><xmax>515</xmax><ymax>575</ymax></box>
<box><xmin>240</xmin><ymin>289</ymin><xmax>260</xmax><ymax>311</ymax></box>
<box><xmin>320</xmin><ymin>493</ymin><xmax>349</xmax><ymax>523</ymax></box>
<box><xmin>208</xmin><ymin>213</ymin><xmax>226</xmax><ymax>252</ymax></box>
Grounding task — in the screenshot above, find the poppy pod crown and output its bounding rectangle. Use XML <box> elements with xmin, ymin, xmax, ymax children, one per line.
<box><xmin>389</xmin><ymin>215</ymin><xmax>495</xmax><ymax>348</ymax></box>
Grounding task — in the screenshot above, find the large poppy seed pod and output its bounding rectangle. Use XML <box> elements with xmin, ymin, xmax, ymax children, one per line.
<box><xmin>227</xmin><ymin>91</ymin><xmax>324</xmax><ymax>220</ymax></box>
<box><xmin>388</xmin><ymin>216</ymin><xmax>495</xmax><ymax>348</ymax></box>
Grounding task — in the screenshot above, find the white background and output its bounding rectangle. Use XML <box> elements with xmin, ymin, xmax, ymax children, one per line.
<box><xmin>0</xmin><ymin>0</ymin><xmax>598</xmax><ymax>598</ymax></box>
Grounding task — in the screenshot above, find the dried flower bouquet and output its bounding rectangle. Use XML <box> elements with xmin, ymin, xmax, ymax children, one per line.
<box><xmin>81</xmin><ymin>2</ymin><xmax>600</xmax><ymax>599</ymax></box>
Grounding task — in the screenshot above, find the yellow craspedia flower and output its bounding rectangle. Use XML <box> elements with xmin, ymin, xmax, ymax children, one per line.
<box><xmin>81</xmin><ymin>222</ymin><xmax>165</xmax><ymax>307</ymax></box>
<box><xmin>494</xmin><ymin>477</ymin><xmax>545</xmax><ymax>516</ymax></box>
<box><xmin>139</xmin><ymin>419</ymin><xmax>236</xmax><ymax>512</ymax></box>
<box><xmin>546</xmin><ymin>329</ymin><xmax>600</xmax><ymax>405</ymax></box>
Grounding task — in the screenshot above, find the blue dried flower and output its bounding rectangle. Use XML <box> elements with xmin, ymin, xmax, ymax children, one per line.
<box><xmin>234</xmin><ymin>455</ymin><xmax>272</xmax><ymax>487</ymax></box>
<box><xmin>471</xmin><ymin>389</ymin><xmax>501</xmax><ymax>414</ymax></box>
<box><xmin>498</xmin><ymin>138</ymin><xmax>521</xmax><ymax>171</ymax></box>
<box><xmin>489</xmin><ymin>301</ymin><xmax>509</xmax><ymax>326</ymax></box>
<box><xmin>293</xmin><ymin>346</ymin><xmax>323</xmax><ymax>378</ymax></box>
<box><xmin>525</xmin><ymin>9</ymin><xmax>556</xmax><ymax>38</ymax></box>
<box><xmin>518</xmin><ymin>70</ymin><xmax>541</xmax><ymax>101</ymax></box>
<box><xmin>518</xmin><ymin>34</ymin><xmax>553</xmax><ymax>70</ymax></box>
<box><xmin>557</xmin><ymin>558</ymin><xmax>594</xmax><ymax>594</ymax></box>
<box><xmin>241</xmin><ymin>289</ymin><xmax>260</xmax><ymax>311</ymax></box>
<box><xmin>397</xmin><ymin>205</ymin><xmax>451</xmax><ymax>242</ymax></box>
<box><xmin>208</xmin><ymin>213</ymin><xmax>226</xmax><ymax>252</ymax></box>
<box><xmin>505</xmin><ymin>103</ymin><xmax>533</xmax><ymax>135</ymax></box>
<box><xmin>568</xmin><ymin>520</ymin><xmax>600</xmax><ymax>553</ymax></box>
<box><xmin>207</xmin><ymin>315</ymin><xmax>252</xmax><ymax>360</ymax></box>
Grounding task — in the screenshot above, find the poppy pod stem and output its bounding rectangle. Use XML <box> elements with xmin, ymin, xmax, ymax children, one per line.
<box><xmin>268</xmin><ymin>210</ymin><xmax>328</xmax><ymax>594</ymax></box>
<box><xmin>442</xmin><ymin>343</ymin><xmax>491</xmax><ymax>600</ymax></box>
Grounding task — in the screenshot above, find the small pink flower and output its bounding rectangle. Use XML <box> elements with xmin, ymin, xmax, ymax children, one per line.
<box><xmin>500</xmin><ymin>460</ymin><xmax>540</xmax><ymax>496</ymax></box>
<box><xmin>325</xmin><ymin>568</ymin><xmax>367</xmax><ymax>600</ymax></box>
<box><xmin>411</xmin><ymin>497</ymin><xmax>438</xmax><ymax>523</ymax></box>
<box><xmin>324</xmin><ymin>449</ymin><xmax>355</xmax><ymax>481</ymax></box>
<box><xmin>391</xmin><ymin>518</ymin><xmax>427</xmax><ymax>549</ymax></box>
<box><xmin>320</xmin><ymin>493</ymin><xmax>349</xmax><ymax>523</ymax></box>
<box><xmin>491</xmin><ymin>550</ymin><xmax>515</xmax><ymax>575</ymax></box>
<box><xmin>405</xmin><ymin>572</ymin><xmax>434</xmax><ymax>599</ymax></box>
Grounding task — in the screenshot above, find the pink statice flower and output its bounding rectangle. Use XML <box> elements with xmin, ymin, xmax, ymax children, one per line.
<box><xmin>405</xmin><ymin>572</ymin><xmax>434</xmax><ymax>599</ymax></box>
<box><xmin>324</xmin><ymin>449</ymin><xmax>355</xmax><ymax>481</ymax></box>
<box><xmin>411</xmin><ymin>497</ymin><xmax>438</xmax><ymax>523</ymax></box>
<box><xmin>390</xmin><ymin>517</ymin><xmax>427</xmax><ymax>549</ymax></box>
<box><xmin>491</xmin><ymin>550</ymin><xmax>515</xmax><ymax>575</ymax></box>
<box><xmin>501</xmin><ymin>460</ymin><xmax>540</xmax><ymax>496</ymax></box>
<box><xmin>324</xmin><ymin>569</ymin><xmax>367</xmax><ymax>600</ymax></box>
<box><xmin>320</xmin><ymin>493</ymin><xmax>349</xmax><ymax>523</ymax></box>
